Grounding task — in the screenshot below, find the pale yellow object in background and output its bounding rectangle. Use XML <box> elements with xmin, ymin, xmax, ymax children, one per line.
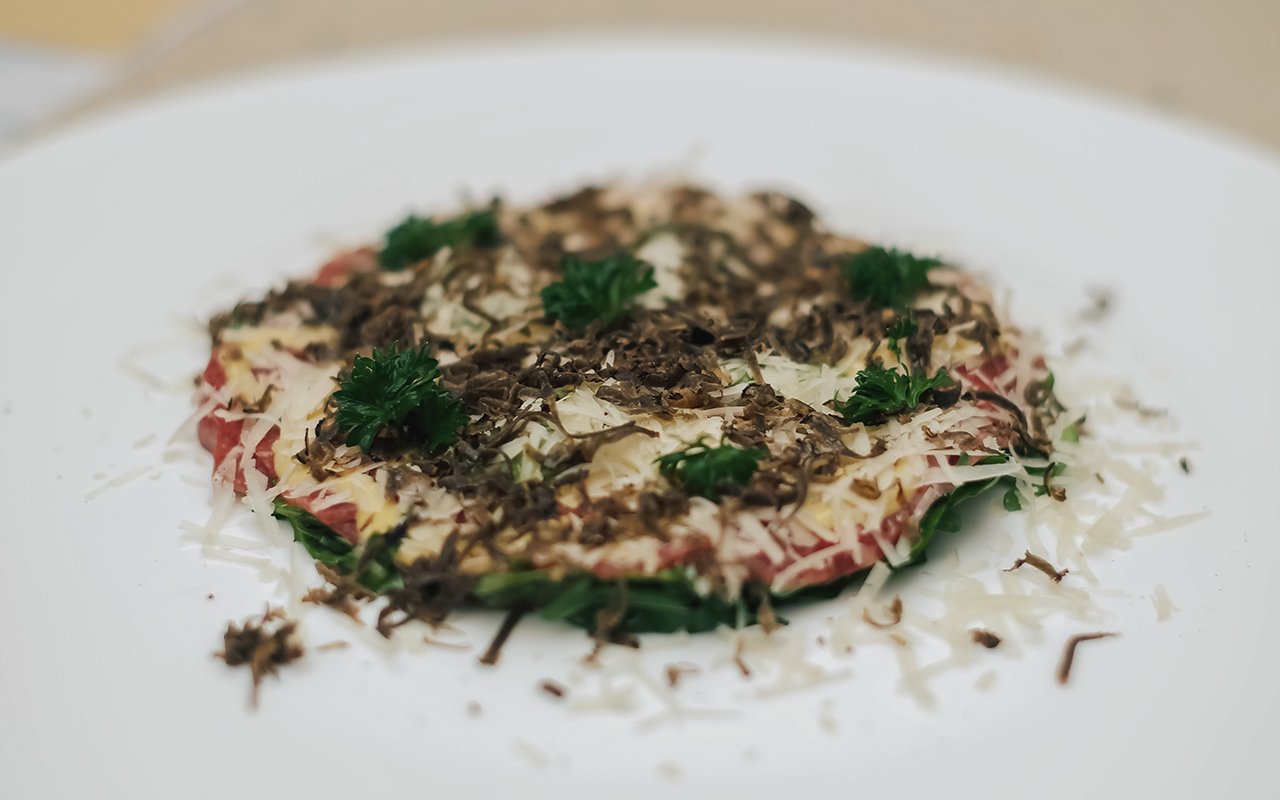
<box><xmin>0</xmin><ymin>0</ymin><xmax>186</xmax><ymax>51</ymax></box>
<box><xmin>0</xmin><ymin>0</ymin><xmax>1278</xmax><ymax>153</ymax></box>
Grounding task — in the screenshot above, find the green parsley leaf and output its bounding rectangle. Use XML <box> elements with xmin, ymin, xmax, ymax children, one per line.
<box><xmin>656</xmin><ymin>439</ymin><xmax>766</xmax><ymax>500</ymax></box>
<box><xmin>378</xmin><ymin>209</ymin><xmax>501</xmax><ymax>271</ymax></box>
<box><xmin>887</xmin><ymin>315</ymin><xmax>917</xmax><ymax>341</ymax></box>
<box><xmin>333</xmin><ymin>342</ymin><xmax>466</xmax><ymax>453</ymax></box>
<box><xmin>834</xmin><ymin>363</ymin><xmax>953</xmax><ymax>425</ymax></box>
<box><xmin>541</xmin><ymin>253</ymin><xmax>657</xmax><ymax>330</ymax></box>
<box><xmin>839</xmin><ymin>246</ymin><xmax>940</xmax><ymax>309</ymax></box>
<box><xmin>886</xmin><ymin>315</ymin><xmax>918</xmax><ymax>363</ymax></box>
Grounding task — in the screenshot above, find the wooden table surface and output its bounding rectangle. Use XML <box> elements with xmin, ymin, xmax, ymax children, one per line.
<box><xmin>3</xmin><ymin>0</ymin><xmax>1278</xmax><ymax>153</ymax></box>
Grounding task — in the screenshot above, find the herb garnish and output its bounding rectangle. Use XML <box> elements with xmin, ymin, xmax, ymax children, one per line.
<box><xmin>656</xmin><ymin>439</ymin><xmax>766</xmax><ymax>500</ymax></box>
<box><xmin>474</xmin><ymin>568</ymin><xmax>768</xmax><ymax>635</ymax></box>
<box><xmin>835</xmin><ymin>363</ymin><xmax>953</xmax><ymax>425</ymax></box>
<box><xmin>906</xmin><ymin>472</ymin><xmax>1012</xmax><ymax>566</ymax></box>
<box><xmin>272</xmin><ymin>499</ymin><xmax>401</xmax><ymax>592</ymax></box>
<box><xmin>541</xmin><ymin>253</ymin><xmax>657</xmax><ymax>330</ymax></box>
<box><xmin>1061</xmin><ymin>415</ymin><xmax>1085</xmax><ymax>443</ymax></box>
<box><xmin>839</xmin><ymin>246</ymin><xmax>940</xmax><ymax>309</ymax></box>
<box><xmin>886</xmin><ymin>315</ymin><xmax>918</xmax><ymax>363</ymax></box>
<box><xmin>1002</xmin><ymin>488</ymin><xmax>1023</xmax><ymax>511</ymax></box>
<box><xmin>378</xmin><ymin>209</ymin><xmax>501</xmax><ymax>271</ymax></box>
<box><xmin>333</xmin><ymin>342</ymin><xmax>466</xmax><ymax>454</ymax></box>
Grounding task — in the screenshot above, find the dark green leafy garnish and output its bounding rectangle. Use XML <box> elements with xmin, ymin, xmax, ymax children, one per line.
<box><xmin>333</xmin><ymin>342</ymin><xmax>466</xmax><ymax>453</ymax></box>
<box><xmin>474</xmin><ymin>569</ymin><xmax>751</xmax><ymax>634</ymax></box>
<box><xmin>541</xmin><ymin>253</ymin><xmax>657</xmax><ymax>330</ymax></box>
<box><xmin>886</xmin><ymin>315</ymin><xmax>918</xmax><ymax>363</ymax></box>
<box><xmin>378</xmin><ymin>210</ymin><xmax>501</xmax><ymax>271</ymax></box>
<box><xmin>1003</xmin><ymin>488</ymin><xmax>1023</xmax><ymax>511</ymax></box>
<box><xmin>656</xmin><ymin>439</ymin><xmax>766</xmax><ymax>500</ymax></box>
<box><xmin>835</xmin><ymin>364</ymin><xmax>953</xmax><ymax>425</ymax></box>
<box><xmin>271</xmin><ymin>500</ymin><xmax>401</xmax><ymax>593</ymax></box>
<box><xmin>839</xmin><ymin>246</ymin><xmax>940</xmax><ymax>309</ymax></box>
<box><xmin>472</xmin><ymin>567</ymin><xmax>865</xmax><ymax>635</ymax></box>
<box><xmin>905</xmin><ymin>472</ymin><xmax>1012</xmax><ymax>567</ymax></box>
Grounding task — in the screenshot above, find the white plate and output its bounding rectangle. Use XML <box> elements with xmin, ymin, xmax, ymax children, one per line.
<box><xmin>2</xmin><ymin>36</ymin><xmax>1278</xmax><ymax>800</ymax></box>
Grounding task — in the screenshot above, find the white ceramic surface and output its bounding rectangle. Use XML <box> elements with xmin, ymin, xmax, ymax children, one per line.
<box><xmin>2</xmin><ymin>36</ymin><xmax>1277</xmax><ymax>800</ymax></box>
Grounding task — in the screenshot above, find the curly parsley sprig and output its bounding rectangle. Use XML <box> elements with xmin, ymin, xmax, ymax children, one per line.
<box><xmin>885</xmin><ymin>315</ymin><xmax>918</xmax><ymax>364</ymax></box>
<box><xmin>839</xmin><ymin>246</ymin><xmax>940</xmax><ymax>309</ymax></box>
<box><xmin>333</xmin><ymin>342</ymin><xmax>467</xmax><ymax>453</ymax></box>
<box><xmin>835</xmin><ymin>363</ymin><xmax>953</xmax><ymax>425</ymax></box>
<box><xmin>378</xmin><ymin>209</ymin><xmax>501</xmax><ymax>271</ymax></box>
<box><xmin>541</xmin><ymin>253</ymin><xmax>657</xmax><ymax>330</ymax></box>
<box><xmin>656</xmin><ymin>439</ymin><xmax>766</xmax><ymax>500</ymax></box>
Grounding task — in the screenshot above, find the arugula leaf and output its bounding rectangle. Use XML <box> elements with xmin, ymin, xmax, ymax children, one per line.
<box><xmin>474</xmin><ymin>564</ymin><xmax>877</xmax><ymax>635</ymax></box>
<box><xmin>904</xmin><ymin>475</ymin><xmax>1012</xmax><ymax>566</ymax></box>
<box><xmin>272</xmin><ymin>497</ymin><xmax>354</xmax><ymax>565</ymax></box>
<box><xmin>541</xmin><ymin>253</ymin><xmax>657</xmax><ymax>330</ymax></box>
<box><xmin>834</xmin><ymin>363</ymin><xmax>953</xmax><ymax>425</ymax></box>
<box><xmin>378</xmin><ymin>210</ymin><xmax>501</xmax><ymax>271</ymax></box>
<box><xmin>1061</xmin><ymin>415</ymin><xmax>1085</xmax><ymax>443</ymax></box>
<box><xmin>656</xmin><ymin>439</ymin><xmax>766</xmax><ymax>500</ymax></box>
<box><xmin>333</xmin><ymin>342</ymin><xmax>466</xmax><ymax>453</ymax></box>
<box><xmin>1003</xmin><ymin>488</ymin><xmax>1023</xmax><ymax>511</ymax></box>
<box><xmin>347</xmin><ymin>533</ymin><xmax>402</xmax><ymax>594</ymax></box>
<box><xmin>839</xmin><ymin>246</ymin><xmax>940</xmax><ymax>309</ymax></box>
<box><xmin>886</xmin><ymin>315</ymin><xmax>918</xmax><ymax>364</ymax></box>
<box><xmin>271</xmin><ymin>499</ymin><xmax>402</xmax><ymax>593</ymax></box>
<box><xmin>474</xmin><ymin>569</ymin><xmax>753</xmax><ymax>634</ymax></box>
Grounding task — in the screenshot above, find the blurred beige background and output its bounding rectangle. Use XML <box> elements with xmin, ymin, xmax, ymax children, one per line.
<box><xmin>2</xmin><ymin>0</ymin><xmax>1278</xmax><ymax>152</ymax></box>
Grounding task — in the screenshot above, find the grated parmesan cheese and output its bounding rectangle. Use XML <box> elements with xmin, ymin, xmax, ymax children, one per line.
<box><xmin>1152</xmin><ymin>584</ymin><xmax>1177</xmax><ymax>621</ymax></box>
